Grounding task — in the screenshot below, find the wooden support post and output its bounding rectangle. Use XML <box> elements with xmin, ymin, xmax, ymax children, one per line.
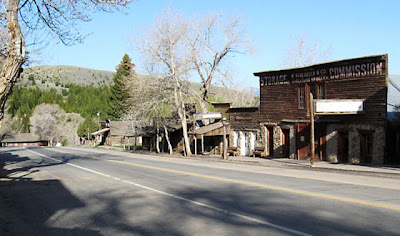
<box><xmin>223</xmin><ymin>125</ymin><xmax>227</xmax><ymax>160</ymax></box>
<box><xmin>194</xmin><ymin>135</ymin><xmax>197</xmax><ymax>155</ymax></box>
<box><xmin>123</xmin><ymin>136</ymin><xmax>126</xmax><ymax>150</ymax></box>
<box><xmin>310</xmin><ymin>93</ymin><xmax>315</xmax><ymax>166</ymax></box>
<box><xmin>201</xmin><ymin>135</ymin><xmax>204</xmax><ymax>153</ymax></box>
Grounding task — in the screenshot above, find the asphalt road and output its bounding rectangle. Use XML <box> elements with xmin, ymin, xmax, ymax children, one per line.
<box><xmin>1</xmin><ymin>146</ymin><xmax>400</xmax><ymax>236</ymax></box>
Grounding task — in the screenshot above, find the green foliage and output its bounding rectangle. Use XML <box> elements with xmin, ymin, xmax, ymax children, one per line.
<box><xmin>61</xmin><ymin>89</ymin><xmax>68</xmax><ymax>96</ymax></box>
<box><xmin>28</xmin><ymin>74</ymin><xmax>35</xmax><ymax>82</ymax></box>
<box><xmin>108</xmin><ymin>53</ymin><xmax>135</xmax><ymax>120</ymax></box>
<box><xmin>8</xmin><ymin>87</ymin><xmax>61</xmax><ymax>118</ymax></box>
<box><xmin>7</xmin><ymin>84</ymin><xmax>111</xmax><ymax>131</ymax></box>
<box><xmin>27</xmin><ymin>75</ymin><xmax>36</xmax><ymax>85</ymax></box>
<box><xmin>62</xmin><ymin>84</ymin><xmax>111</xmax><ymax>119</ymax></box>
<box><xmin>61</xmin><ymin>138</ymin><xmax>68</xmax><ymax>146</ymax></box>
<box><xmin>77</xmin><ymin>117</ymin><xmax>98</xmax><ymax>138</ymax></box>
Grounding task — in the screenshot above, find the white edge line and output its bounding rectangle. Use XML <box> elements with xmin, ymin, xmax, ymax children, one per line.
<box><xmin>24</xmin><ymin>148</ymin><xmax>311</xmax><ymax>236</ymax></box>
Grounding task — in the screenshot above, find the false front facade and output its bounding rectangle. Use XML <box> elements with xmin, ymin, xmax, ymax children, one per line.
<box><xmin>254</xmin><ymin>54</ymin><xmax>388</xmax><ymax>164</ymax></box>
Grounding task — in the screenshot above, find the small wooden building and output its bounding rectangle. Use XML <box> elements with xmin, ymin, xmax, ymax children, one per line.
<box><xmin>213</xmin><ymin>103</ymin><xmax>262</xmax><ymax>157</ymax></box>
<box><xmin>228</xmin><ymin>107</ymin><xmax>260</xmax><ymax>156</ymax></box>
<box><xmin>94</xmin><ymin>120</ymin><xmax>141</xmax><ymax>147</ymax></box>
<box><xmin>254</xmin><ymin>54</ymin><xmax>388</xmax><ymax>164</ymax></box>
<box><xmin>190</xmin><ymin>120</ymin><xmax>230</xmax><ymax>155</ymax></box>
<box><xmin>1</xmin><ymin>133</ymin><xmax>48</xmax><ymax>147</ymax></box>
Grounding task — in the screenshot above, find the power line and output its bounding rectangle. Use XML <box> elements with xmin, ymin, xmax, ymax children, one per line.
<box><xmin>389</xmin><ymin>78</ymin><xmax>400</xmax><ymax>93</ymax></box>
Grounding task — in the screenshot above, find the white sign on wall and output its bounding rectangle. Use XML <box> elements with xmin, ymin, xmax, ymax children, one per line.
<box><xmin>194</xmin><ymin>113</ymin><xmax>222</xmax><ymax>120</ymax></box>
<box><xmin>315</xmin><ymin>99</ymin><xmax>364</xmax><ymax>114</ymax></box>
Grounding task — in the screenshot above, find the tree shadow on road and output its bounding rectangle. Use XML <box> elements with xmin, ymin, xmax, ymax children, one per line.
<box><xmin>0</xmin><ymin>147</ymin><xmax>101</xmax><ymax>235</ymax></box>
<box><xmin>0</xmin><ymin>147</ymin><xmax>98</xmax><ymax>179</ymax></box>
<box><xmin>1</xmin><ymin>147</ymin><xmax>398</xmax><ymax>235</ymax></box>
<box><xmin>0</xmin><ymin>178</ymin><xmax>101</xmax><ymax>236</ymax></box>
<box><xmin>159</xmin><ymin>184</ymin><xmax>399</xmax><ymax>235</ymax></box>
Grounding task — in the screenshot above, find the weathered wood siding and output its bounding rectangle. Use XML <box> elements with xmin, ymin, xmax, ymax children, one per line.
<box><xmin>259</xmin><ymin>83</ymin><xmax>305</xmax><ymax>122</ymax></box>
<box><xmin>325</xmin><ymin>77</ymin><xmax>387</xmax><ymax>126</ymax></box>
<box><xmin>228</xmin><ymin>107</ymin><xmax>260</xmax><ymax>130</ymax></box>
<box><xmin>255</xmin><ymin>54</ymin><xmax>388</xmax><ymax>125</ymax></box>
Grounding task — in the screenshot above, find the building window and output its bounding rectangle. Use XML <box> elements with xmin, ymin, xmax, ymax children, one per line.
<box><xmin>310</xmin><ymin>84</ymin><xmax>325</xmax><ymax>99</ymax></box>
<box><xmin>318</xmin><ymin>84</ymin><xmax>325</xmax><ymax>99</ymax></box>
<box><xmin>310</xmin><ymin>84</ymin><xmax>317</xmax><ymax>99</ymax></box>
<box><xmin>299</xmin><ymin>86</ymin><xmax>305</xmax><ymax>108</ymax></box>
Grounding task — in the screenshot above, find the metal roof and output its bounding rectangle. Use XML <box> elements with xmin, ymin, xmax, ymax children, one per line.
<box><xmin>1</xmin><ymin>133</ymin><xmax>45</xmax><ymax>143</ymax></box>
<box><xmin>91</xmin><ymin>128</ymin><xmax>110</xmax><ymax>136</ymax></box>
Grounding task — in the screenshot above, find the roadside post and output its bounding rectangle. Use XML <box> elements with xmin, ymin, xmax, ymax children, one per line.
<box><xmin>310</xmin><ymin>93</ymin><xmax>315</xmax><ymax>167</ymax></box>
<box><xmin>222</xmin><ymin>117</ymin><xmax>227</xmax><ymax>160</ymax></box>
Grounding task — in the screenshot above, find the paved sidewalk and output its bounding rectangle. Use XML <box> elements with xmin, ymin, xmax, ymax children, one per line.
<box><xmin>226</xmin><ymin>155</ymin><xmax>400</xmax><ymax>175</ymax></box>
<box><xmin>94</xmin><ymin>145</ymin><xmax>400</xmax><ymax>177</ymax></box>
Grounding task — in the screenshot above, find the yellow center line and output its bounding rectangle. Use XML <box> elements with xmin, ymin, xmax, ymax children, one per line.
<box><xmin>50</xmin><ymin>147</ymin><xmax>400</xmax><ymax>212</ymax></box>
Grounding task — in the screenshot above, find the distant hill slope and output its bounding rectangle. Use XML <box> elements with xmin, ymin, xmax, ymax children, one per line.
<box><xmin>16</xmin><ymin>64</ymin><xmax>259</xmax><ymax>108</ymax></box>
<box><xmin>19</xmin><ymin>65</ymin><xmax>114</xmax><ymax>88</ymax></box>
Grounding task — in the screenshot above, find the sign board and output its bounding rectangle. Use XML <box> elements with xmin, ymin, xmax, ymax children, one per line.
<box><xmin>315</xmin><ymin>99</ymin><xmax>364</xmax><ymax>115</ymax></box>
<box><xmin>254</xmin><ymin>54</ymin><xmax>387</xmax><ymax>86</ymax></box>
<box><xmin>194</xmin><ymin>113</ymin><xmax>222</xmax><ymax>120</ymax></box>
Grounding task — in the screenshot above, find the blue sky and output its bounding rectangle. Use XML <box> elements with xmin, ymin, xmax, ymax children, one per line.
<box><xmin>42</xmin><ymin>0</ymin><xmax>400</xmax><ymax>89</ymax></box>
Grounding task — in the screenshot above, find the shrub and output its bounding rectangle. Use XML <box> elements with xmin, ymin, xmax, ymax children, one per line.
<box><xmin>61</xmin><ymin>138</ymin><xmax>68</xmax><ymax>146</ymax></box>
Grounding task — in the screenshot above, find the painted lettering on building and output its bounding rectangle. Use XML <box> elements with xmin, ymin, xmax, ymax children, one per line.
<box><xmin>256</xmin><ymin>55</ymin><xmax>387</xmax><ymax>86</ymax></box>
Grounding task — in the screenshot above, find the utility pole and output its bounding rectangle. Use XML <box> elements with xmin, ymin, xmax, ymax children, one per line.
<box><xmin>87</xmin><ymin>127</ymin><xmax>90</xmax><ymax>145</ymax></box>
<box><xmin>310</xmin><ymin>93</ymin><xmax>315</xmax><ymax>167</ymax></box>
<box><xmin>222</xmin><ymin>117</ymin><xmax>227</xmax><ymax>160</ymax></box>
<box><xmin>97</xmin><ymin>111</ymin><xmax>100</xmax><ymax>130</ymax></box>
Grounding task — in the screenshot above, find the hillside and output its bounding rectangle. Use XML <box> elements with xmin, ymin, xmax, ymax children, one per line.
<box><xmin>17</xmin><ymin>65</ymin><xmax>258</xmax><ymax>101</ymax></box>
<box><xmin>18</xmin><ymin>65</ymin><xmax>114</xmax><ymax>89</ymax></box>
<box><xmin>18</xmin><ymin>65</ymin><xmax>210</xmax><ymax>92</ymax></box>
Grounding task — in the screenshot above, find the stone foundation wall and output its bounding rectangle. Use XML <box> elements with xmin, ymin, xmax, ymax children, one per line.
<box><xmin>326</xmin><ymin>124</ymin><xmax>385</xmax><ymax>164</ymax></box>
<box><xmin>259</xmin><ymin>123</ymin><xmax>296</xmax><ymax>159</ymax></box>
<box><xmin>288</xmin><ymin>125</ymin><xmax>296</xmax><ymax>159</ymax></box>
<box><xmin>326</xmin><ymin>126</ymin><xmax>338</xmax><ymax>162</ymax></box>
<box><xmin>273</xmin><ymin>126</ymin><xmax>282</xmax><ymax>157</ymax></box>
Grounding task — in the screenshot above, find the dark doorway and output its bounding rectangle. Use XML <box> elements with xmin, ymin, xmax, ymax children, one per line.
<box><xmin>282</xmin><ymin>128</ymin><xmax>290</xmax><ymax>158</ymax></box>
<box><xmin>266</xmin><ymin>127</ymin><xmax>274</xmax><ymax>156</ymax></box>
<box><xmin>296</xmin><ymin>123</ymin><xmax>310</xmax><ymax>160</ymax></box>
<box><xmin>315</xmin><ymin>125</ymin><xmax>327</xmax><ymax>161</ymax></box>
<box><xmin>338</xmin><ymin>132</ymin><xmax>349</xmax><ymax>163</ymax></box>
<box><xmin>360</xmin><ymin>133</ymin><xmax>373</xmax><ymax>164</ymax></box>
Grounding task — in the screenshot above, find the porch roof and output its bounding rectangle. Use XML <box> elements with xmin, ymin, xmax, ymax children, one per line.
<box><xmin>190</xmin><ymin>121</ymin><xmax>230</xmax><ymax>137</ymax></box>
<box><xmin>91</xmin><ymin>128</ymin><xmax>110</xmax><ymax>136</ymax></box>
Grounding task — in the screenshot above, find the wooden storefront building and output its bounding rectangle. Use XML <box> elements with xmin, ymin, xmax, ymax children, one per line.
<box><xmin>228</xmin><ymin>107</ymin><xmax>260</xmax><ymax>156</ymax></box>
<box><xmin>254</xmin><ymin>54</ymin><xmax>388</xmax><ymax>164</ymax></box>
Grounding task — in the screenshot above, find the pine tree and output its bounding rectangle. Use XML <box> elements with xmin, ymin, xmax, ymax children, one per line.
<box><xmin>77</xmin><ymin>117</ymin><xmax>99</xmax><ymax>138</ymax></box>
<box><xmin>108</xmin><ymin>54</ymin><xmax>135</xmax><ymax>120</ymax></box>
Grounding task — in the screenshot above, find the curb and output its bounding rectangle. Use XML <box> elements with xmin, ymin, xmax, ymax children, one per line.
<box><xmin>75</xmin><ymin>145</ymin><xmax>400</xmax><ymax>179</ymax></box>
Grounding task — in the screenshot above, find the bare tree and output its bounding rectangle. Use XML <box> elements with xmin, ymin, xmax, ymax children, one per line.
<box><xmin>281</xmin><ymin>34</ymin><xmax>332</xmax><ymax>68</ymax></box>
<box><xmin>186</xmin><ymin>14</ymin><xmax>251</xmax><ymax>113</ymax></box>
<box><xmin>218</xmin><ymin>85</ymin><xmax>259</xmax><ymax>107</ymax></box>
<box><xmin>0</xmin><ymin>0</ymin><xmax>133</xmax><ymax>123</ymax></box>
<box><xmin>30</xmin><ymin>103</ymin><xmax>65</xmax><ymax>145</ymax></box>
<box><xmin>134</xmin><ymin>9</ymin><xmax>192</xmax><ymax>156</ymax></box>
<box><xmin>122</xmin><ymin>106</ymin><xmax>150</xmax><ymax>151</ymax></box>
<box><xmin>123</xmin><ymin>74</ymin><xmax>176</xmax><ymax>154</ymax></box>
<box><xmin>63</xmin><ymin>113</ymin><xmax>84</xmax><ymax>146</ymax></box>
